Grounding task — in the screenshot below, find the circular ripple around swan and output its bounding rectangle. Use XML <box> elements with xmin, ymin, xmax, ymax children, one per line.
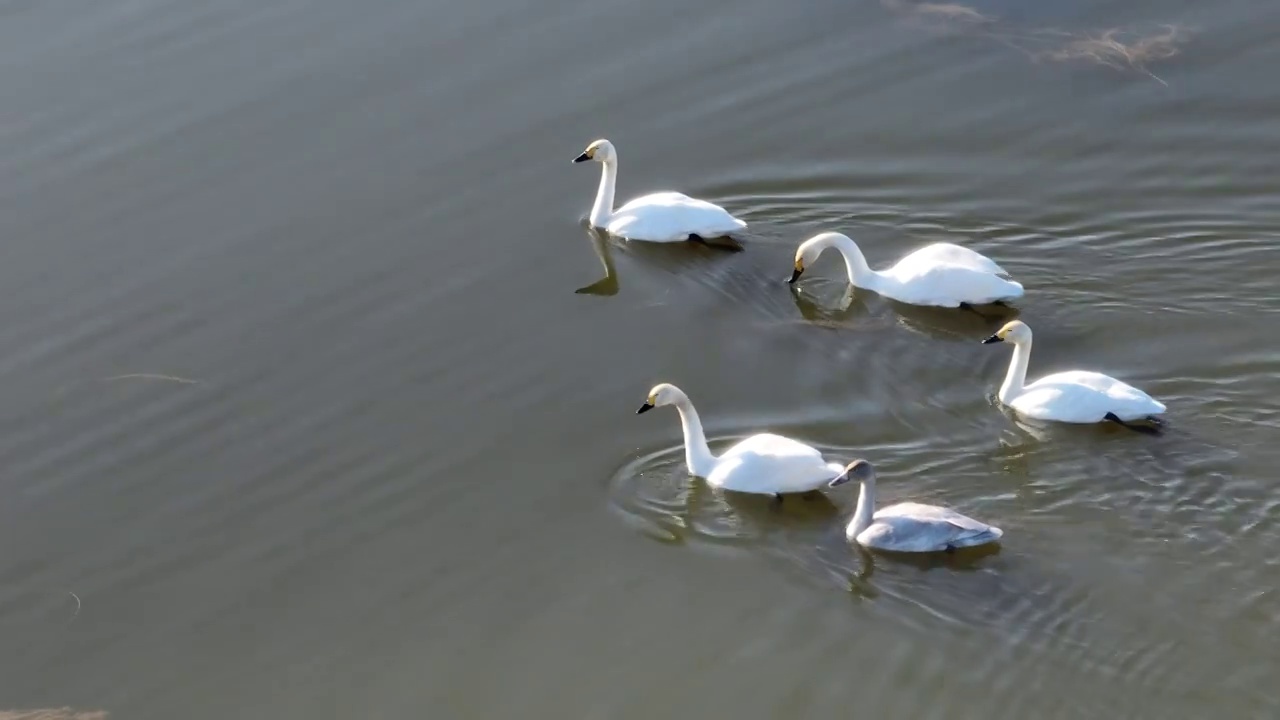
<box><xmin>606</xmin><ymin>438</ymin><xmax>848</xmax><ymax>552</ymax></box>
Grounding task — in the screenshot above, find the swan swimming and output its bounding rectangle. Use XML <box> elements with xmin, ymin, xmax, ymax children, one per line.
<box><xmin>982</xmin><ymin>320</ymin><xmax>1167</xmax><ymax>429</ymax></box>
<box><xmin>573</xmin><ymin>139</ymin><xmax>747</xmax><ymax>247</ymax></box>
<box><xmin>787</xmin><ymin>231</ymin><xmax>1024</xmax><ymax>308</ymax></box>
<box><xmin>636</xmin><ymin>383</ymin><xmax>843</xmax><ymax>498</ymax></box>
<box><xmin>829</xmin><ymin>459</ymin><xmax>1003</xmax><ymax>553</ymax></box>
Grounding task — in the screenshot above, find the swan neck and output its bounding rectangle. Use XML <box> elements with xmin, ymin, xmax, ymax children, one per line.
<box><xmin>674</xmin><ymin>398</ymin><xmax>717</xmax><ymax>476</ymax></box>
<box><xmin>589</xmin><ymin>160</ymin><xmax>617</xmax><ymax>228</ymax></box>
<box><xmin>1000</xmin><ymin>339</ymin><xmax>1031</xmax><ymax>403</ymax></box>
<box><xmin>831</xmin><ymin>236</ymin><xmax>878</xmax><ymax>288</ymax></box>
<box><xmin>849</xmin><ymin>478</ymin><xmax>877</xmax><ymax>541</ymax></box>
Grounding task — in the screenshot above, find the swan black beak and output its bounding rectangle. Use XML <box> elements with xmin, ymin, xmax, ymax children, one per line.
<box><xmin>573</xmin><ymin>152</ymin><xmax>591</xmax><ymax>164</ymax></box>
<box><xmin>787</xmin><ymin>267</ymin><xmax>804</xmax><ymax>284</ymax></box>
<box><xmin>828</xmin><ymin>471</ymin><xmax>852</xmax><ymax>488</ymax></box>
<box><xmin>636</xmin><ymin>402</ymin><xmax>654</xmax><ymax>414</ymax></box>
<box><xmin>981</xmin><ymin>334</ymin><xmax>1003</xmax><ymax>344</ymax></box>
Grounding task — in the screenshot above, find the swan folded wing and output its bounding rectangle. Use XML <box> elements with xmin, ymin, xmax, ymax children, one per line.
<box><xmin>1019</xmin><ymin>372</ymin><xmax>1166</xmax><ymax>421</ymax></box>
<box><xmin>608</xmin><ymin>192</ymin><xmax>746</xmax><ymax>242</ymax></box>
<box><xmin>866</xmin><ymin>503</ymin><xmax>1000</xmax><ymax>551</ymax></box>
<box><xmin>898</xmin><ymin>242</ymin><xmax>1010</xmax><ymax>276</ymax></box>
<box><xmin>708</xmin><ymin>434</ymin><xmax>832</xmax><ymax>494</ymax></box>
<box><xmin>882</xmin><ymin>264</ymin><xmax>1025</xmax><ymax>306</ymax></box>
<box><xmin>614</xmin><ymin>191</ymin><xmax>709</xmax><ymax>213</ymax></box>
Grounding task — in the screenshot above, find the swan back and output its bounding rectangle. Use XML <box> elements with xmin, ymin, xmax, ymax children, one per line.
<box><xmin>880</xmin><ymin>243</ymin><xmax>1024</xmax><ymax>306</ymax></box>
<box><xmin>1015</xmin><ymin>371</ymin><xmax>1167</xmax><ymax>422</ymax></box>
<box><xmin>896</xmin><ymin>242</ymin><xmax>1011</xmax><ymax>276</ymax></box>
<box><xmin>880</xmin><ymin>264</ymin><xmax>1024</xmax><ymax>306</ymax></box>
<box><xmin>707</xmin><ymin>433</ymin><xmax>843</xmax><ymax>494</ymax></box>
<box><xmin>860</xmin><ymin>502</ymin><xmax>1003</xmax><ymax>552</ymax></box>
<box><xmin>609</xmin><ymin>192</ymin><xmax>745</xmax><ymax>242</ymax></box>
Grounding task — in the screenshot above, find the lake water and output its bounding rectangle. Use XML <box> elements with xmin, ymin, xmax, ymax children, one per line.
<box><xmin>0</xmin><ymin>0</ymin><xmax>1277</xmax><ymax>717</ymax></box>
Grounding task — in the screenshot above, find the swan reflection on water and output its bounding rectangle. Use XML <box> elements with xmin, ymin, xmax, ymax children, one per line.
<box><xmin>788</xmin><ymin>278</ymin><xmax>1019</xmax><ymax>341</ymax></box>
<box><xmin>574</xmin><ymin>227</ymin><xmax>620</xmax><ymax>297</ymax></box>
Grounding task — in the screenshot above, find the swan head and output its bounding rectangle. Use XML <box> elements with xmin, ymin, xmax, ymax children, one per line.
<box><xmin>789</xmin><ymin>232</ymin><xmax>854</xmax><ymax>284</ymax></box>
<box><xmin>573</xmin><ymin>139</ymin><xmax>617</xmax><ymax>165</ymax></box>
<box><xmin>829</xmin><ymin>459</ymin><xmax>876</xmax><ymax>487</ymax></box>
<box><xmin>636</xmin><ymin>383</ymin><xmax>685</xmax><ymax>414</ymax></box>
<box><xmin>982</xmin><ymin>320</ymin><xmax>1032</xmax><ymax>345</ymax></box>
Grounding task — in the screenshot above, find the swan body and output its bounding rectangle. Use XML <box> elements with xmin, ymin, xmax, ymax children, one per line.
<box><xmin>830</xmin><ymin>460</ymin><xmax>1003</xmax><ymax>553</ymax></box>
<box><xmin>574</xmin><ymin>139</ymin><xmax>746</xmax><ymax>243</ymax></box>
<box><xmin>788</xmin><ymin>231</ymin><xmax>1024</xmax><ymax>307</ymax></box>
<box><xmin>983</xmin><ymin>320</ymin><xmax>1167</xmax><ymax>423</ymax></box>
<box><xmin>636</xmin><ymin>383</ymin><xmax>843</xmax><ymax>495</ymax></box>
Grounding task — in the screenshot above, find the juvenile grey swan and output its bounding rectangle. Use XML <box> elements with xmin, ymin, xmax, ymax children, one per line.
<box><xmin>829</xmin><ymin>459</ymin><xmax>1003</xmax><ymax>553</ymax></box>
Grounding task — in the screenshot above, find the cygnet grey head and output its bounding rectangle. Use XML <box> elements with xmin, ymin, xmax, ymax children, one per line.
<box><xmin>829</xmin><ymin>458</ymin><xmax>877</xmax><ymax>487</ymax></box>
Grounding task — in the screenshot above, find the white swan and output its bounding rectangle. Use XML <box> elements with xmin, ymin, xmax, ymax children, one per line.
<box><xmin>573</xmin><ymin>139</ymin><xmax>747</xmax><ymax>245</ymax></box>
<box><xmin>788</xmin><ymin>231</ymin><xmax>1024</xmax><ymax>308</ymax></box>
<box><xmin>636</xmin><ymin>383</ymin><xmax>843</xmax><ymax>497</ymax></box>
<box><xmin>982</xmin><ymin>320</ymin><xmax>1167</xmax><ymax>426</ymax></box>
<box><xmin>829</xmin><ymin>459</ymin><xmax>1003</xmax><ymax>553</ymax></box>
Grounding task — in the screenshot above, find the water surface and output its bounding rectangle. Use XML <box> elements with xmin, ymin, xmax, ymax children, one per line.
<box><xmin>0</xmin><ymin>0</ymin><xmax>1277</xmax><ymax>717</ymax></box>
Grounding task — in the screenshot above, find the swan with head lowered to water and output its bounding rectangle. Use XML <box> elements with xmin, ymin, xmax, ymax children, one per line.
<box><xmin>982</xmin><ymin>320</ymin><xmax>1167</xmax><ymax>430</ymax></box>
<box><xmin>573</xmin><ymin>139</ymin><xmax>747</xmax><ymax>248</ymax></box>
<box><xmin>829</xmin><ymin>459</ymin><xmax>1004</xmax><ymax>554</ymax></box>
<box><xmin>636</xmin><ymin>383</ymin><xmax>843</xmax><ymax>499</ymax></box>
<box><xmin>787</xmin><ymin>231</ymin><xmax>1024</xmax><ymax>308</ymax></box>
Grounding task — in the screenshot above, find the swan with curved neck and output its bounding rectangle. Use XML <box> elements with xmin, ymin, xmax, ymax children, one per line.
<box><xmin>636</xmin><ymin>383</ymin><xmax>844</xmax><ymax>497</ymax></box>
<box><xmin>982</xmin><ymin>320</ymin><xmax>1167</xmax><ymax>428</ymax></box>
<box><xmin>829</xmin><ymin>459</ymin><xmax>1003</xmax><ymax>553</ymax></box>
<box><xmin>788</xmin><ymin>231</ymin><xmax>1024</xmax><ymax>308</ymax></box>
<box><xmin>573</xmin><ymin>139</ymin><xmax>746</xmax><ymax>246</ymax></box>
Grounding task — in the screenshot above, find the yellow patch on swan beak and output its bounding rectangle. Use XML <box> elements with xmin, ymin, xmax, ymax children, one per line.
<box><xmin>646</xmin><ymin>392</ymin><xmax>656</xmax><ymax>404</ymax></box>
<box><xmin>794</xmin><ymin>258</ymin><xmax>804</xmax><ymax>272</ymax></box>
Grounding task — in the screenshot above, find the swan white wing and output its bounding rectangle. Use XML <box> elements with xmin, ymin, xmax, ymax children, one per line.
<box><xmin>705</xmin><ymin>433</ymin><xmax>836</xmax><ymax>494</ymax></box>
<box><xmin>893</xmin><ymin>242</ymin><xmax>1010</xmax><ymax>276</ymax></box>
<box><xmin>858</xmin><ymin>502</ymin><xmax>1003</xmax><ymax>552</ymax></box>
<box><xmin>607</xmin><ymin>192</ymin><xmax>746</xmax><ymax>242</ymax></box>
<box><xmin>879</xmin><ymin>263</ymin><xmax>1025</xmax><ymax>307</ymax></box>
<box><xmin>1014</xmin><ymin>371</ymin><xmax>1166</xmax><ymax>422</ymax></box>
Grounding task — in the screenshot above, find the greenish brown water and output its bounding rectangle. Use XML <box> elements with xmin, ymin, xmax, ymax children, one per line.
<box><xmin>0</xmin><ymin>0</ymin><xmax>1277</xmax><ymax>717</ymax></box>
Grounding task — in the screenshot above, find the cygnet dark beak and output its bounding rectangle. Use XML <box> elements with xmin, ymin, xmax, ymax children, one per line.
<box><xmin>828</xmin><ymin>470</ymin><xmax>852</xmax><ymax>488</ymax></box>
